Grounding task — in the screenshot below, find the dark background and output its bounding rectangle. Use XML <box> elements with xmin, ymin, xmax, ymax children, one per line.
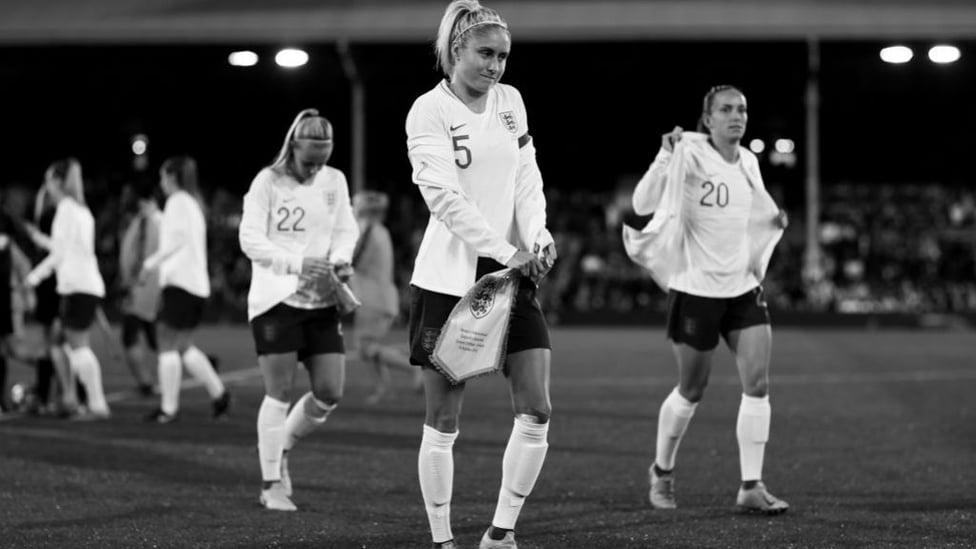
<box><xmin>1</xmin><ymin>40</ymin><xmax>970</xmax><ymax>204</ymax></box>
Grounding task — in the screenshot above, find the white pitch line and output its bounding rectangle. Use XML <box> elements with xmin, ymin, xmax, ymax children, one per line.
<box><xmin>554</xmin><ymin>369</ymin><xmax>976</xmax><ymax>388</ymax></box>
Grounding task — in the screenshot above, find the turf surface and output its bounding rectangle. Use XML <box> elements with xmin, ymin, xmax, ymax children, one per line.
<box><xmin>1</xmin><ymin>325</ymin><xmax>974</xmax><ymax>548</ymax></box>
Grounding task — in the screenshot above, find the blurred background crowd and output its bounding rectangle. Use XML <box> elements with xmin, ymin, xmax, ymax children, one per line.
<box><xmin>3</xmin><ymin>172</ymin><xmax>973</xmax><ymax>325</ymax></box>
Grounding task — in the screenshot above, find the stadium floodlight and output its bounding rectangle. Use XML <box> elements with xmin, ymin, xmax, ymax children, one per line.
<box><xmin>228</xmin><ymin>50</ymin><xmax>259</xmax><ymax>67</ymax></box>
<box><xmin>749</xmin><ymin>138</ymin><xmax>766</xmax><ymax>154</ymax></box>
<box><xmin>131</xmin><ymin>133</ymin><xmax>148</xmax><ymax>156</ymax></box>
<box><xmin>880</xmin><ymin>45</ymin><xmax>913</xmax><ymax>64</ymax></box>
<box><xmin>275</xmin><ymin>48</ymin><xmax>309</xmax><ymax>68</ymax></box>
<box><xmin>774</xmin><ymin>138</ymin><xmax>795</xmax><ymax>154</ymax></box>
<box><xmin>928</xmin><ymin>45</ymin><xmax>960</xmax><ymax>64</ymax></box>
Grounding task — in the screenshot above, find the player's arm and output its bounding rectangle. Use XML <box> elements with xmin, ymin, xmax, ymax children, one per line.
<box><xmin>25</xmin><ymin>206</ymin><xmax>69</xmax><ymax>287</ymax></box>
<box><xmin>238</xmin><ymin>171</ymin><xmax>304</xmax><ymax>275</ymax></box>
<box><xmin>511</xmin><ymin>92</ymin><xmax>555</xmax><ymax>267</ymax></box>
<box><xmin>406</xmin><ymin>98</ymin><xmax>517</xmax><ymax>265</ymax></box>
<box><xmin>142</xmin><ymin>197</ymin><xmax>188</xmax><ymax>273</ymax></box>
<box><xmin>633</xmin><ymin>126</ymin><xmax>684</xmax><ymax>215</ymax></box>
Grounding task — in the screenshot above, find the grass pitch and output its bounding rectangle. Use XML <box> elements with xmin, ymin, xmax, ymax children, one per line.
<box><xmin>1</xmin><ymin>325</ymin><xmax>974</xmax><ymax>548</ymax></box>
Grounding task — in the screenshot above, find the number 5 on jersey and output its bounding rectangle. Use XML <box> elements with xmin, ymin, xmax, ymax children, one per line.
<box><xmin>453</xmin><ymin>135</ymin><xmax>471</xmax><ymax>169</ymax></box>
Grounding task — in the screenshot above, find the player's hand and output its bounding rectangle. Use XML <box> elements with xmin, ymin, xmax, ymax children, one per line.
<box><xmin>538</xmin><ymin>242</ymin><xmax>558</xmax><ymax>269</ymax></box>
<box><xmin>662</xmin><ymin>126</ymin><xmax>683</xmax><ymax>153</ymax></box>
<box><xmin>774</xmin><ymin>210</ymin><xmax>789</xmax><ymax>229</ymax></box>
<box><xmin>137</xmin><ymin>265</ymin><xmax>151</xmax><ymax>285</ymax></box>
<box><xmin>24</xmin><ymin>271</ymin><xmax>41</xmax><ymax>289</ymax></box>
<box><xmin>333</xmin><ymin>262</ymin><xmax>354</xmax><ymax>283</ymax></box>
<box><xmin>506</xmin><ymin>250</ymin><xmax>546</xmax><ymax>280</ymax></box>
<box><xmin>301</xmin><ymin>256</ymin><xmax>333</xmax><ymax>277</ymax></box>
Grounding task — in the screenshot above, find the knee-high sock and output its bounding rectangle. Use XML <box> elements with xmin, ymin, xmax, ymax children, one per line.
<box><xmin>67</xmin><ymin>347</ymin><xmax>109</xmax><ymax>415</ymax></box>
<box><xmin>655</xmin><ymin>387</ymin><xmax>698</xmax><ymax>471</ymax></box>
<box><xmin>737</xmin><ymin>394</ymin><xmax>771</xmax><ymax>481</ymax></box>
<box><xmin>491</xmin><ymin>416</ymin><xmax>550</xmax><ymax>530</ymax></box>
<box><xmin>181</xmin><ymin>346</ymin><xmax>224</xmax><ymax>399</ymax></box>
<box><xmin>257</xmin><ymin>395</ymin><xmax>290</xmax><ymax>482</ymax></box>
<box><xmin>158</xmin><ymin>350</ymin><xmax>182</xmax><ymax>415</ymax></box>
<box><xmin>283</xmin><ymin>392</ymin><xmax>335</xmax><ymax>451</ymax></box>
<box><xmin>419</xmin><ymin>425</ymin><xmax>458</xmax><ymax>544</ymax></box>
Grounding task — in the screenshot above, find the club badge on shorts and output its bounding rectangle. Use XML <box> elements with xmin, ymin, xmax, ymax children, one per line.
<box><xmin>498</xmin><ymin>111</ymin><xmax>519</xmax><ymax>134</ymax></box>
<box><xmin>421</xmin><ymin>328</ymin><xmax>440</xmax><ymax>353</ymax></box>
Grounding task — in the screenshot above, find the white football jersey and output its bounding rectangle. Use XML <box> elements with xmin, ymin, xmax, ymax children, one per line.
<box><xmin>406</xmin><ymin>81</ymin><xmax>550</xmax><ymax>297</ymax></box>
<box><xmin>30</xmin><ymin>197</ymin><xmax>105</xmax><ymax>297</ymax></box>
<box><xmin>153</xmin><ymin>191</ymin><xmax>210</xmax><ymax>298</ymax></box>
<box><xmin>239</xmin><ymin>166</ymin><xmax>359</xmax><ymax>319</ymax></box>
<box><xmin>670</xmin><ymin>141</ymin><xmax>759</xmax><ymax>297</ymax></box>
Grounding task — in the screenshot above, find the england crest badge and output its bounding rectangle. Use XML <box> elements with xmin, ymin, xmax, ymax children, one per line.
<box><xmin>469</xmin><ymin>278</ymin><xmax>498</xmax><ymax>319</ymax></box>
<box><xmin>498</xmin><ymin>111</ymin><xmax>519</xmax><ymax>134</ymax></box>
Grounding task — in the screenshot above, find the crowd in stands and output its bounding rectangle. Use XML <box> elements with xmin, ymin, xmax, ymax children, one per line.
<box><xmin>3</xmin><ymin>174</ymin><xmax>974</xmax><ymax>323</ymax></box>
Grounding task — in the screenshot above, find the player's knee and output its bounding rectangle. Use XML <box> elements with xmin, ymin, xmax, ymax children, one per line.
<box><xmin>515</xmin><ymin>406</ymin><xmax>550</xmax><ymax>424</ymax></box>
<box><xmin>743</xmin><ymin>378</ymin><xmax>768</xmax><ymax>398</ymax></box>
<box><xmin>679</xmin><ymin>382</ymin><xmax>708</xmax><ymax>403</ymax></box>
<box><xmin>311</xmin><ymin>385</ymin><xmax>342</xmax><ymax>406</ymax></box>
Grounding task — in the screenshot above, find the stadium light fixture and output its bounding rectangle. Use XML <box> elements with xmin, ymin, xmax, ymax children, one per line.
<box><xmin>774</xmin><ymin>138</ymin><xmax>795</xmax><ymax>154</ymax></box>
<box><xmin>228</xmin><ymin>50</ymin><xmax>259</xmax><ymax>67</ymax></box>
<box><xmin>880</xmin><ymin>45</ymin><xmax>913</xmax><ymax>64</ymax></box>
<box><xmin>275</xmin><ymin>48</ymin><xmax>309</xmax><ymax>68</ymax></box>
<box><xmin>749</xmin><ymin>138</ymin><xmax>766</xmax><ymax>154</ymax></box>
<box><xmin>928</xmin><ymin>45</ymin><xmax>960</xmax><ymax>64</ymax></box>
<box><xmin>131</xmin><ymin>133</ymin><xmax>148</xmax><ymax>156</ymax></box>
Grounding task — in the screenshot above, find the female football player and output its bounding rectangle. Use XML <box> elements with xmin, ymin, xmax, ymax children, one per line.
<box><xmin>406</xmin><ymin>2</ymin><xmax>557</xmax><ymax>547</ymax></box>
<box><xmin>239</xmin><ymin>109</ymin><xmax>359</xmax><ymax>511</ymax></box>
<box><xmin>25</xmin><ymin>158</ymin><xmax>110</xmax><ymax>420</ymax></box>
<box><xmin>141</xmin><ymin>156</ymin><xmax>229</xmax><ymax>423</ymax></box>
<box><xmin>630</xmin><ymin>85</ymin><xmax>790</xmax><ymax>515</ymax></box>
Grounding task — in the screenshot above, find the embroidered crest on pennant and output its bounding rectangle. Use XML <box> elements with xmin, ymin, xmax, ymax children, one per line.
<box><xmin>498</xmin><ymin>111</ymin><xmax>519</xmax><ymax>134</ymax></box>
<box><xmin>421</xmin><ymin>328</ymin><xmax>440</xmax><ymax>353</ymax></box>
<box><xmin>469</xmin><ymin>278</ymin><xmax>498</xmax><ymax>319</ymax></box>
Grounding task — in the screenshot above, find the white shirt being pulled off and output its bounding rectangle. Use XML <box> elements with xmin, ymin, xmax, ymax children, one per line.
<box><xmin>239</xmin><ymin>166</ymin><xmax>359</xmax><ymax>321</ymax></box>
<box><xmin>143</xmin><ymin>190</ymin><xmax>210</xmax><ymax>298</ymax></box>
<box><xmin>406</xmin><ymin>81</ymin><xmax>552</xmax><ymax>297</ymax></box>
<box><xmin>625</xmin><ymin>132</ymin><xmax>783</xmax><ymax>298</ymax></box>
<box><xmin>28</xmin><ymin>197</ymin><xmax>105</xmax><ymax>297</ymax></box>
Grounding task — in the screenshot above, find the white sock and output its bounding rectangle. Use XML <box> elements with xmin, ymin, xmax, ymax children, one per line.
<box><xmin>737</xmin><ymin>394</ymin><xmax>771</xmax><ymax>481</ymax></box>
<box><xmin>655</xmin><ymin>387</ymin><xmax>698</xmax><ymax>471</ymax></box>
<box><xmin>257</xmin><ymin>395</ymin><xmax>290</xmax><ymax>482</ymax></box>
<box><xmin>283</xmin><ymin>392</ymin><xmax>335</xmax><ymax>451</ymax></box>
<box><xmin>68</xmin><ymin>347</ymin><xmax>109</xmax><ymax>415</ymax></box>
<box><xmin>158</xmin><ymin>350</ymin><xmax>182</xmax><ymax>415</ymax></box>
<box><xmin>182</xmin><ymin>346</ymin><xmax>225</xmax><ymax>399</ymax></box>
<box><xmin>491</xmin><ymin>416</ymin><xmax>549</xmax><ymax>530</ymax></box>
<box><xmin>419</xmin><ymin>425</ymin><xmax>458</xmax><ymax>544</ymax></box>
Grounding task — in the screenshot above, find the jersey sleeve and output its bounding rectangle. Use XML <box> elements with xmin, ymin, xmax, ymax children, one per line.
<box><xmin>238</xmin><ymin>169</ymin><xmax>303</xmax><ymax>275</ymax></box>
<box><xmin>406</xmin><ymin>95</ymin><xmax>462</xmax><ymax>193</ymax></box>
<box><xmin>326</xmin><ymin>170</ymin><xmax>360</xmax><ymax>265</ymax></box>
<box><xmin>511</xmin><ymin>87</ymin><xmax>552</xmax><ymax>250</ymax></box>
<box><xmin>632</xmin><ymin>147</ymin><xmax>673</xmax><ymax>215</ymax></box>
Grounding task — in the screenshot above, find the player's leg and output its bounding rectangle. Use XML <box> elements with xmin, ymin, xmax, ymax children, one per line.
<box><xmin>121</xmin><ymin>314</ymin><xmax>153</xmax><ymax>396</ymax></box>
<box><xmin>171</xmin><ymin>290</ymin><xmax>228</xmax><ymax>417</ymax></box>
<box><xmin>650</xmin><ymin>291</ymin><xmax>721</xmax><ymax>509</ymax></box>
<box><xmin>62</xmin><ymin>295</ymin><xmax>109</xmax><ymax>419</ymax></box>
<box><xmin>481</xmin><ymin>278</ymin><xmax>552</xmax><ymax>549</ymax></box>
<box><xmin>723</xmin><ymin>287</ymin><xmax>787</xmax><ymax>514</ymax></box>
<box><xmin>410</xmin><ymin>286</ymin><xmax>464</xmax><ymax>548</ymax></box>
<box><xmin>256</xmin><ymin>351</ymin><xmax>298</xmax><ymax>511</ymax></box>
<box><xmin>480</xmin><ymin>348</ymin><xmax>550</xmax><ymax>549</ymax></box>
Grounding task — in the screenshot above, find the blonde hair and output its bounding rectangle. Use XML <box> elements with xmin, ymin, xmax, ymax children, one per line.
<box><xmin>434</xmin><ymin>0</ymin><xmax>509</xmax><ymax>77</ymax></box>
<box><xmin>269</xmin><ymin>108</ymin><xmax>333</xmax><ymax>175</ymax></box>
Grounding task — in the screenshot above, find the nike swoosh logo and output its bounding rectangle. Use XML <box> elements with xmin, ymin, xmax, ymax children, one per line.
<box><xmin>283</xmin><ymin>197</ymin><xmax>295</xmax><ymax>203</ymax></box>
<box><xmin>449</xmin><ymin>123</ymin><xmax>466</xmax><ymax>132</ymax></box>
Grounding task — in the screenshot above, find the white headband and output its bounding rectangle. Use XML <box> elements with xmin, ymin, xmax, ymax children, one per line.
<box><xmin>452</xmin><ymin>19</ymin><xmax>508</xmax><ymax>47</ymax></box>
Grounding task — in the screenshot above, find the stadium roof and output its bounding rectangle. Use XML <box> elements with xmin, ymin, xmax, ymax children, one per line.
<box><xmin>1</xmin><ymin>0</ymin><xmax>975</xmax><ymax>44</ymax></box>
